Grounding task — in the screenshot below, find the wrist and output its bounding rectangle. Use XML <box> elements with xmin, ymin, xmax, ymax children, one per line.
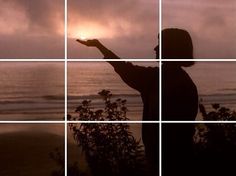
<box><xmin>96</xmin><ymin>42</ymin><xmax>104</xmax><ymax>49</ymax></box>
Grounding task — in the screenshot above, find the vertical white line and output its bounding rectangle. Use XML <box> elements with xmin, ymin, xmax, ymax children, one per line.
<box><xmin>159</xmin><ymin>0</ymin><xmax>162</xmax><ymax>176</ymax></box>
<box><xmin>64</xmin><ymin>0</ymin><xmax>68</xmax><ymax>175</ymax></box>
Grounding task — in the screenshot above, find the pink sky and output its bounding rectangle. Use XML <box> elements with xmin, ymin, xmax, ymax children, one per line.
<box><xmin>1</xmin><ymin>0</ymin><xmax>236</xmax><ymax>59</ymax></box>
<box><xmin>163</xmin><ymin>0</ymin><xmax>236</xmax><ymax>58</ymax></box>
<box><xmin>0</xmin><ymin>0</ymin><xmax>64</xmax><ymax>59</ymax></box>
<box><xmin>68</xmin><ymin>0</ymin><xmax>159</xmax><ymax>59</ymax></box>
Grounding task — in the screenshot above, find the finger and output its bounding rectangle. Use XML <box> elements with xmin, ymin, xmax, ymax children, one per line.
<box><xmin>76</xmin><ymin>39</ymin><xmax>87</xmax><ymax>45</ymax></box>
<box><xmin>76</xmin><ymin>39</ymin><xmax>84</xmax><ymax>43</ymax></box>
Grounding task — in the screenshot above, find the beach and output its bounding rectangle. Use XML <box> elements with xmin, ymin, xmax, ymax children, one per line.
<box><xmin>0</xmin><ymin>124</ymin><xmax>65</xmax><ymax>176</ymax></box>
<box><xmin>0</xmin><ymin>123</ymin><xmax>143</xmax><ymax>176</ymax></box>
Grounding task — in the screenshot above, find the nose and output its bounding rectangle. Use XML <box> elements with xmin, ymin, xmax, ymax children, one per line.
<box><xmin>154</xmin><ymin>45</ymin><xmax>159</xmax><ymax>51</ymax></box>
<box><xmin>154</xmin><ymin>45</ymin><xmax>159</xmax><ymax>59</ymax></box>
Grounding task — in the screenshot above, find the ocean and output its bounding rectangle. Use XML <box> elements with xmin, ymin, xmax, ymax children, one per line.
<box><xmin>0</xmin><ymin>62</ymin><xmax>64</xmax><ymax>120</ymax></box>
<box><xmin>69</xmin><ymin>61</ymin><xmax>236</xmax><ymax>120</ymax></box>
<box><xmin>186</xmin><ymin>62</ymin><xmax>236</xmax><ymax>119</ymax></box>
<box><xmin>0</xmin><ymin>61</ymin><xmax>235</xmax><ymax>120</ymax></box>
<box><xmin>68</xmin><ymin>62</ymin><xmax>158</xmax><ymax>120</ymax></box>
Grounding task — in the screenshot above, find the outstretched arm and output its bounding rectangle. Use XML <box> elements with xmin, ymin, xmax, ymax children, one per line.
<box><xmin>76</xmin><ymin>39</ymin><xmax>120</xmax><ymax>59</ymax></box>
<box><xmin>76</xmin><ymin>39</ymin><xmax>157</xmax><ymax>92</ymax></box>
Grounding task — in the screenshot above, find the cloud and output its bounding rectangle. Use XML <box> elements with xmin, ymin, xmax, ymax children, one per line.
<box><xmin>0</xmin><ymin>34</ymin><xmax>64</xmax><ymax>59</ymax></box>
<box><xmin>0</xmin><ymin>0</ymin><xmax>158</xmax><ymax>59</ymax></box>
<box><xmin>163</xmin><ymin>0</ymin><xmax>236</xmax><ymax>58</ymax></box>
<box><xmin>0</xmin><ymin>0</ymin><xmax>64</xmax><ymax>58</ymax></box>
<box><xmin>68</xmin><ymin>0</ymin><xmax>157</xmax><ymax>30</ymax></box>
<box><xmin>0</xmin><ymin>0</ymin><xmax>64</xmax><ymax>35</ymax></box>
<box><xmin>68</xmin><ymin>0</ymin><xmax>158</xmax><ymax>58</ymax></box>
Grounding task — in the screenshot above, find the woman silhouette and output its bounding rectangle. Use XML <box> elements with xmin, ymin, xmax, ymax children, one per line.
<box><xmin>161</xmin><ymin>28</ymin><xmax>198</xmax><ymax>120</ymax></box>
<box><xmin>161</xmin><ymin>28</ymin><xmax>198</xmax><ymax>176</ymax></box>
<box><xmin>76</xmin><ymin>28</ymin><xmax>198</xmax><ymax>176</ymax></box>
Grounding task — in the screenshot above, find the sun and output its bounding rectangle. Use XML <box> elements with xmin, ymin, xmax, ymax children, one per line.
<box><xmin>79</xmin><ymin>35</ymin><xmax>87</xmax><ymax>40</ymax></box>
<box><xmin>68</xmin><ymin>26</ymin><xmax>95</xmax><ymax>39</ymax></box>
<box><xmin>68</xmin><ymin>23</ymin><xmax>116</xmax><ymax>39</ymax></box>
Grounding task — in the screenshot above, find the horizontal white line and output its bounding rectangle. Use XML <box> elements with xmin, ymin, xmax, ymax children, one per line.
<box><xmin>0</xmin><ymin>59</ymin><xmax>65</xmax><ymax>62</ymax></box>
<box><xmin>162</xmin><ymin>59</ymin><xmax>236</xmax><ymax>61</ymax></box>
<box><xmin>67</xmin><ymin>121</ymin><xmax>160</xmax><ymax>123</ymax></box>
<box><xmin>162</xmin><ymin>121</ymin><xmax>236</xmax><ymax>123</ymax></box>
<box><xmin>0</xmin><ymin>120</ymin><xmax>235</xmax><ymax>124</ymax></box>
<box><xmin>0</xmin><ymin>121</ymin><xmax>66</xmax><ymax>123</ymax></box>
<box><xmin>68</xmin><ymin>59</ymin><xmax>159</xmax><ymax>62</ymax></box>
<box><xmin>0</xmin><ymin>59</ymin><xmax>235</xmax><ymax>62</ymax></box>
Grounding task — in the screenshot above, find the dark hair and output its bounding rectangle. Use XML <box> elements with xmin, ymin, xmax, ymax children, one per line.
<box><xmin>162</xmin><ymin>28</ymin><xmax>194</xmax><ymax>67</ymax></box>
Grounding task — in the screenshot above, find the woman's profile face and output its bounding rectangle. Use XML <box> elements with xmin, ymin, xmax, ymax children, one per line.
<box><xmin>154</xmin><ymin>45</ymin><xmax>159</xmax><ymax>59</ymax></box>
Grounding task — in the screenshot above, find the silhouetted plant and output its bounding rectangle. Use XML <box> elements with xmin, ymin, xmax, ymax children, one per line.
<box><xmin>198</xmin><ymin>103</ymin><xmax>236</xmax><ymax>150</ymax></box>
<box><xmin>69</xmin><ymin>90</ymin><xmax>128</xmax><ymax>121</ymax></box>
<box><xmin>68</xmin><ymin>90</ymin><xmax>146</xmax><ymax>176</ymax></box>
<box><xmin>50</xmin><ymin>148</ymin><xmax>87</xmax><ymax>176</ymax></box>
<box><xmin>194</xmin><ymin>103</ymin><xmax>236</xmax><ymax>174</ymax></box>
<box><xmin>199</xmin><ymin>103</ymin><xmax>236</xmax><ymax>121</ymax></box>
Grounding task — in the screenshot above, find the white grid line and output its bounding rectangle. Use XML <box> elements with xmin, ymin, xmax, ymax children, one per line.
<box><xmin>0</xmin><ymin>1</ymin><xmax>235</xmax><ymax>176</ymax></box>
<box><xmin>162</xmin><ymin>121</ymin><xmax>236</xmax><ymax>123</ymax></box>
<box><xmin>0</xmin><ymin>59</ymin><xmax>236</xmax><ymax>62</ymax></box>
<box><xmin>68</xmin><ymin>59</ymin><xmax>159</xmax><ymax>61</ymax></box>
<box><xmin>0</xmin><ymin>121</ymin><xmax>66</xmax><ymax>124</ymax></box>
<box><xmin>159</xmin><ymin>0</ymin><xmax>162</xmax><ymax>175</ymax></box>
<box><xmin>64</xmin><ymin>0</ymin><xmax>68</xmax><ymax>175</ymax></box>
<box><xmin>0</xmin><ymin>58</ymin><xmax>236</xmax><ymax>62</ymax></box>
<box><xmin>68</xmin><ymin>59</ymin><xmax>236</xmax><ymax>62</ymax></box>
<box><xmin>0</xmin><ymin>59</ymin><xmax>65</xmax><ymax>62</ymax></box>
<box><xmin>67</xmin><ymin>121</ymin><xmax>160</xmax><ymax>123</ymax></box>
<box><xmin>158</xmin><ymin>59</ymin><xmax>236</xmax><ymax>61</ymax></box>
<box><xmin>1</xmin><ymin>120</ymin><xmax>236</xmax><ymax>123</ymax></box>
<box><xmin>0</xmin><ymin>58</ymin><xmax>234</xmax><ymax>62</ymax></box>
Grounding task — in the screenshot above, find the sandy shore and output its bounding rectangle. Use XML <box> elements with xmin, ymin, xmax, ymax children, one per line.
<box><xmin>0</xmin><ymin>123</ymin><xmax>143</xmax><ymax>176</ymax></box>
<box><xmin>0</xmin><ymin>131</ymin><xmax>64</xmax><ymax>176</ymax></box>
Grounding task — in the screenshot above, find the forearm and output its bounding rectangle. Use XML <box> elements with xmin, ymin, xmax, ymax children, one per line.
<box><xmin>96</xmin><ymin>42</ymin><xmax>120</xmax><ymax>59</ymax></box>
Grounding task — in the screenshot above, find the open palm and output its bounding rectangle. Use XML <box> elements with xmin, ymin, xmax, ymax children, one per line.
<box><xmin>76</xmin><ymin>39</ymin><xmax>100</xmax><ymax>47</ymax></box>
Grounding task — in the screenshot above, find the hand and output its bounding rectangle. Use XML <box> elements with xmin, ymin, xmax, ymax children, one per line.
<box><xmin>76</xmin><ymin>39</ymin><xmax>100</xmax><ymax>47</ymax></box>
